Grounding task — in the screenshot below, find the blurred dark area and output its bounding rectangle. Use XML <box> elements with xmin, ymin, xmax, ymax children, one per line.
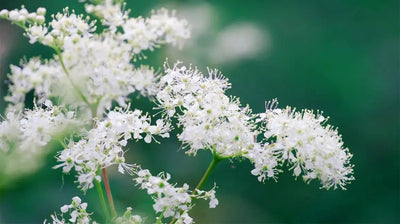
<box><xmin>0</xmin><ymin>0</ymin><xmax>398</xmax><ymax>223</ymax></box>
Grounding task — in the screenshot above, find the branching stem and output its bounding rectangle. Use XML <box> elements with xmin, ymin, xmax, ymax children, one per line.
<box><xmin>155</xmin><ymin>210</ymin><xmax>165</xmax><ymax>224</ymax></box>
<box><xmin>169</xmin><ymin>148</ymin><xmax>227</xmax><ymax>224</ymax></box>
<box><xmin>193</xmin><ymin>150</ymin><xmax>224</xmax><ymax>193</ymax></box>
<box><xmin>56</xmin><ymin>50</ymin><xmax>92</xmax><ymax>108</ymax></box>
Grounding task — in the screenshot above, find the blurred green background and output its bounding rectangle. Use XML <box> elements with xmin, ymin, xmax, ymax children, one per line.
<box><xmin>0</xmin><ymin>0</ymin><xmax>398</xmax><ymax>223</ymax></box>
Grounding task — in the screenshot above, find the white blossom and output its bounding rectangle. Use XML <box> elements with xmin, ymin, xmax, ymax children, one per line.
<box><xmin>114</xmin><ymin>207</ymin><xmax>143</xmax><ymax>224</ymax></box>
<box><xmin>1</xmin><ymin>1</ymin><xmax>355</xmax><ymax>223</ymax></box>
<box><xmin>156</xmin><ymin>62</ymin><xmax>273</xmax><ymax>161</ymax></box>
<box><xmin>47</xmin><ymin>8</ymin><xmax>96</xmax><ymax>48</ymax></box>
<box><xmin>5</xmin><ymin>58</ymin><xmax>62</xmax><ymax>112</ymax></box>
<box><xmin>0</xmin><ymin>103</ymin><xmax>80</xmax><ymax>185</ymax></box>
<box><xmin>133</xmin><ymin>168</ymin><xmax>218</xmax><ymax>223</ymax></box>
<box><xmin>85</xmin><ymin>0</ymin><xmax>129</xmax><ymax>31</ymax></box>
<box><xmin>83</xmin><ymin>1</ymin><xmax>190</xmax><ymax>54</ymax></box>
<box><xmin>54</xmin><ymin>108</ymin><xmax>170</xmax><ymax>191</ymax></box>
<box><xmin>260</xmin><ymin>105</ymin><xmax>354</xmax><ymax>189</ymax></box>
<box><xmin>0</xmin><ymin>7</ymin><xmax>46</xmax><ymax>25</ymax></box>
<box><xmin>195</xmin><ymin>186</ymin><xmax>219</xmax><ymax>208</ymax></box>
<box><xmin>44</xmin><ymin>196</ymin><xmax>95</xmax><ymax>224</ymax></box>
<box><xmin>3</xmin><ymin>3</ymin><xmax>190</xmax><ymax>116</ymax></box>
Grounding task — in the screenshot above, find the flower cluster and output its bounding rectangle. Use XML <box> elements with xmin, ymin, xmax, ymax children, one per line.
<box><xmin>0</xmin><ymin>101</ymin><xmax>79</xmax><ymax>186</ymax></box>
<box><xmin>46</xmin><ymin>197</ymin><xmax>144</xmax><ymax>224</ymax></box>
<box><xmin>5</xmin><ymin>57</ymin><xmax>63</xmax><ymax>112</ymax></box>
<box><xmin>260</xmin><ymin>106</ymin><xmax>354</xmax><ymax>189</ymax></box>
<box><xmin>0</xmin><ymin>0</ymin><xmax>355</xmax><ymax>223</ymax></box>
<box><xmin>134</xmin><ymin>168</ymin><xmax>218</xmax><ymax>224</ymax></box>
<box><xmin>45</xmin><ymin>196</ymin><xmax>95</xmax><ymax>224</ymax></box>
<box><xmin>54</xmin><ymin>107</ymin><xmax>170</xmax><ymax>191</ymax></box>
<box><xmin>0</xmin><ymin>6</ymin><xmax>46</xmax><ymax>26</ymax></box>
<box><xmin>84</xmin><ymin>0</ymin><xmax>190</xmax><ymax>54</ymax></box>
<box><xmin>156</xmin><ymin>63</ymin><xmax>259</xmax><ymax>157</ymax></box>
<box><xmin>2</xmin><ymin>4</ymin><xmax>189</xmax><ymax>115</ymax></box>
<box><xmin>156</xmin><ymin>62</ymin><xmax>281</xmax><ymax>181</ymax></box>
<box><xmin>114</xmin><ymin>207</ymin><xmax>143</xmax><ymax>224</ymax></box>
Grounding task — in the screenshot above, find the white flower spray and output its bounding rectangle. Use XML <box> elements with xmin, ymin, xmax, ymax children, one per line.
<box><xmin>260</xmin><ymin>104</ymin><xmax>354</xmax><ymax>189</ymax></box>
<box><xmin>0</xmin><ymin>0</ymin><xmax>354</xmax><ymax>223</ymax></box>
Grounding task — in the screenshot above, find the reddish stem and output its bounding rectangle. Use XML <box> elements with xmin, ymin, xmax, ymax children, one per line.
<box><xmin>102</xmin><ymin>167</ymin><xmax>117</xmax><ymax>218</ymax></box>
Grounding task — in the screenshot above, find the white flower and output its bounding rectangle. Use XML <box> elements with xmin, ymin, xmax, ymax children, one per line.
<box><xmin>55</xmin><ymin>108</ymin><xmax>170</xmax><ymax>191</ymax></box>
<box><xmin>5</xmin><ymin>57</ymin><xmax>62</xmax><ymax>112</ymax></box>
<box><xmin>133</xmin><ymin>168</ymin><xmax>217</xmax><ymax>223</ymax></box>
<box><xmin>85</xmin><ymin>0</ymin><xmax>128</xmax><ymax>29</ymax></box>
<box><xmin>195</xmin><ymin>186</ymin><xmax>219</xmax><ymax>208</ymax></box>
<box><xmin>0</xmin><ymin>9</ymin><xmax>8</xmax><ymax>18</ymax></box>
<box><xmin>134</xmin><ymin>169</ymin><xmax>191</xmax><ymax>219</ymax></box>
<box><xmin>260</xmin><ymin>105</ymin><xmax>354</xmax><ymax>189</ymax></box>
<box><xmin>148</xmin><ymin>9</ymin><xmax>190</xmax><ymax>47</ymax></box>
<box><xmin>36</xmin><ymin>7</ymin><xmax>46</xmax><ymax>16</ymax></box>
<box><xmin>49</xmin><ymin>8</ymin><xmax>96</xmax><ymax>47</ymax></box>
<box><xmin>45</xmin><ymin>196</ymin><xmax>94</xmax><ymax>224</ymax></box>
<box><xmin>26</xmin><ymin>25</ymin><xmax>48</xmax><ymax>44</ymax></box>
<box><xmin>114</xmin><ymin>207</ymin><xmax>143</xmax><ymax>224</ymax></box>
<box><xmin>1</xmin><ymin>7</ymin><xmax>40</xmax><ymax>23</ymax></box>
<box><xmin>0</xmin><ymin>103</ymin><xmax>80</xmax><ymax>185</ymax></box>
<box><xmin>119</xmin><ymin>8</ymin><xmax>190</xmax><ymax>54</ymax></box>
<box><xmin>156</xmin><ymin>62</ymin><xmax>265</xmax><ymax>159</ymax></box>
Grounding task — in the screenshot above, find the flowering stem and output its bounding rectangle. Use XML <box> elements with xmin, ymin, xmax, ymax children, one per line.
<box><xmin>193</xmin><ymin>150</ymin><xmax>224</xmax><ymax>192</ymax></box>
<box><xmin>94</xmin><ymin>179</ymin><xmax>111</xmax><ymax>222</ymax></box>
<box><xmin>170</xmin><ymin>148</ymin><xmax>226</xmax><ymax>224</ymax></box>
<box><xmin>55</xmin><ymin>50</ymin><xmax>91</xmax><ymax>107</ymax></box>
<box><xmin>102</xmin><ymin>167</ymin><xmax>117</xmax><ymax>218</ymax></box>
<box><xmin>155</xmin><ymin>210</ymin><xmax>165</xmax><ymax>224</ymax></box>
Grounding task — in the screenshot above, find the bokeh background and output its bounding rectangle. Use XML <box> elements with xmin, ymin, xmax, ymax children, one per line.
<box><xmin>0</xmin><ymin>0</ymin><xmax>399</xmax><ymax>223</ymax></box>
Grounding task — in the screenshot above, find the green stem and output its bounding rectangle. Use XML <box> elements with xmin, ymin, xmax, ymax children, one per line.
<box><xmin>95</xmin><ymin>179</ymin><xmax>111</xmax><ymax>222</ymax></box>
<box><xmin>169</xmin><ymin>148</ymin><xmax>226</xmax><ymax>224</ymax></box>
<box><xmin>193</xmin><ymin>151</ymin><xmax>223</xmax><ymax>193</ymax></box>
<box><xmin>56</xmin><ymin>50</ymin><xmax>91</xmax><ymax>107</ymax></box>
<box><xmin>155</xmin><ymin>210</ymin><xmax>165</xmax><ymax>224</ymax></box>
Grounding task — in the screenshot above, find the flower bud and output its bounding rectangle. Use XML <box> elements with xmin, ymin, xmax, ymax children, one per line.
<box><xmin>36</xmin><ymin>7</ymin><xmax>46</xmax><ymax>16</ymax></box>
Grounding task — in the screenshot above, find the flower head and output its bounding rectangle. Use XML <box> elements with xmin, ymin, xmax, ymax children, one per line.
<box><xmin>44</xmin><ymin>196</ymin><xmax>95</xmax><ymax>224</ymax></box>
<box><xmin>133</xmin><ymin>168</ymin><xmax>218</xmax><ymax>224</ymax></box>
<box><xmin>54</xmin><ymin>107</ymin><xmax>170</xmax><ymax>191</ymax></box>
<box><xmin>260</xmin><ymin>105</ymin><xmax>354</xmax><ymax>189</ymax></box>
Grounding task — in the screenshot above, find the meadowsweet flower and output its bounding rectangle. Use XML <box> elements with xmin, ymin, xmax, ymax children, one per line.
<box><xmin>156</xmin><ymin>62</ymin><xmax>258</xmax><ymax>157</ymax></box>
<box><xmin>1</xmin><ymin>1</ymin><xmax>355</xmax><ymax>223</ymax></box>
<box><xmin>148</xmin><ymin>9</ymin><xmax>190</xmax><ymax>47</ymax></box>
<box><xmin>0</xmin><ymin>6</ymin><xmax>46</xmax><ymax>25</ymax></box>
<box><xmin>3</xmin><ymin>3</ymin><xmax>189</xmax><ymax>115</ymax></box>
<box><xmin>58</xmin><ymin>34</ymin><xmax>137</xmax><ymax>111</ymax></box>
<box><xmin>0</xmin><ymin>102</ymin><xmax>80</xmax><ymax>186</ymax></box>
<box><xmin>119</xmin><ymin>9</ymin><xmax>190</xmax><ymax>55</ymax></box>
<box><xmin>5</xmin><ymin>34</ymin><xmax>159</xmax><ymax>114</ymax></box>
<box><xmin>44</xmin><ymin>196</ymin><xmax>95</xmax><ymax>224</ymax></box>
<box><xmin>84</xmin><ymin>0</ymin><xmax>129</xmax><ymax>31</ymax></box>
<box><xmin>82</xmin><ymin>0</ymin><xmax>190</xmax><ymax>55</ymax></box>
<box><xmin>114</xmin><ymin>207</ymin><xmax>143</xmax><ymax>224</ymax></box>
<box><xmin>26</xmin><ymin>25</ymin><xmax>48</xmax><ymax>44</ymax></box>
<box><xmin>195</xmin><ymin>186</ymin><xmax>219</xmax><ymax>208</ymax></box>
<box><xmin>244</xmin><ymin>143</ymin><xmax>281</xmax><ymax>182</ymax></box>
<box><xmin>54</xmin><ymin>108</ymin><xmax>170</xmax><ymax>191</ymax></box>
<box><xmin>134</xmin><ymin>169</ymin><xmax>192</xmax><ymax>221</ymax></box>
<box><xmin>260</xmin><ymin>105</ymin><xmax>354</xmax><ymax>189</ymax></box>
<box><xmin>47</xmin><ymin>8</ymin><xmax>96</xmax><ymax>48</ymax></box>
<box><xmin>156</xmin><ymin>62</ymin><xmax>280</xmax><ymax>179</ymax></box>
<box><xmin>5</xmin><ymin>58</ymin><xmax>62</xmax><ymax>112</ymax></box>
<box><xmin>133</xmin><ymin>168</ymin><xmax>218</xmax><ymax>223</ymax></box>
